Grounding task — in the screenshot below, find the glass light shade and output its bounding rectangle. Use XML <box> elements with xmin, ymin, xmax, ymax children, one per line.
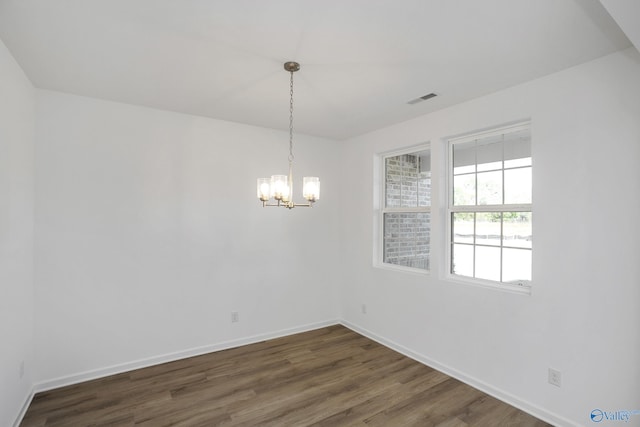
<box><xmin>270</xmin><ymin>175</ymin><xmax>288</xmax><ymax>200</ymax></box>
<box><xmin>303</xmin><ymin>176</ymin><xmax>320</xmax><ymax>202</ymax></box>
<box><xmin>257</xmin><ymin>178</ymin><xmax>270</xmax><ymax>201</ymax></box>
<box><xmin>282</xmin><ymin>187</ymin><xmax>291</xmax><ymax>203</ymax></box>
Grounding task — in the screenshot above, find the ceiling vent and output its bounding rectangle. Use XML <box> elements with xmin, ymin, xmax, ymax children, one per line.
<box><xmin>407</xmin><ymin>92</ymin><xmax>438</xmax><ymax>105</ymax></box>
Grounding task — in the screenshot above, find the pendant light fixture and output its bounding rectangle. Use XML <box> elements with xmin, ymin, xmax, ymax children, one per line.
<box><xmin>257</xmin><ymin>61</ymin><xmax>320</xmax><ymax>209</ymax></box>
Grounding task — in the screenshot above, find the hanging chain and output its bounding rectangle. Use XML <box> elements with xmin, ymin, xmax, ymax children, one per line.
<box><xmin>288</xmin><ymin>70</ymin><xmax>294</xmax><ymax>164</ymax></box>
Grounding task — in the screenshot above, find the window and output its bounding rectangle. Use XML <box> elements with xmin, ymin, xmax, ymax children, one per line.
<box><xmin>448</xmin><ymin>123</ymin><xmax>532</xmax><ymax>288</ymax></box>
<box><xmin>380</xmin><ymin>146</ymin><xmax>431</xmax><ymax>271</ymax></box>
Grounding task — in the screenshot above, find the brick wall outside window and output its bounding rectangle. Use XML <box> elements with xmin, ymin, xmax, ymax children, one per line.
<box><xmin>383</xmin><ymin>153</ymin><xmax>431</xmax><ymax>270</ymax></box>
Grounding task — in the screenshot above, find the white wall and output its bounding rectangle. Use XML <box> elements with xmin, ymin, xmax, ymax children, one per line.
<box><xmin>0</xmin><ymin>40</ymin><xmax>35</xmax><ymax>426</ymax></box>
<box><xmin>34</xmin><ymin>91</ymin><xmax>341</xmax><ymax>386</ymax></box>
<box><xmin>340</xmin><ymin>48</ymin><xmax>640</xmax><ymax>426</ymax></box>
<box><xmin>5</xmin><ymin>35</ymin><xmax>639</xmax><ymax>427</ymax></box>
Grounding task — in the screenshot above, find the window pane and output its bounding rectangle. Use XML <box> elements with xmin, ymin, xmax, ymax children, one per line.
<box><xmin>452</xmin><ymin>243</ymin><xmax>473</xmax><ymax>277</ymax></box>
<box><xmin>417</xmin><ymin>172</ymin><xmax>431</xmax><ymax>208</ymax></box>
<box><xmin>453</xmin><ymin>141</ymin><xmax>476</xmax><ymax>175</ymax></box>
<box><xmin>502</xmin><ymin>248</ymin><xmax>532</xmax><ymax>282</ymax></box>
<box><xmin>505</xmin><ymin>157</ymin><xmax>531</xmax><ymax>169</ymax></box>
<box><xmin>475</xmin><ymin>246</ymin><xmax>501</xmax><ymax>281</ymax></box>
<box><xmin>385</xmin><ymin>156</ymin><xmax>400</xmax><ymax>208</ymax></box>
<box><xmin>503</xmin><ymin>212</ymin><xmax>532</xmax><ymax>248</ymax></box>
<box><xmin>504</xmin><ymin>167</ymin><xmax>531</xmax><ymax>204</ymax></box>
<box><xmin>504</xmin><ymin>129</ymin><xmax>531</xmax><ymax>168</ymax></box>
<box><xmin>418</xmin><ymin>151</ymin><xmax>431</xmax><ymax>173</ymax></box>
<box><xmin>401</xmin><ymin>176</ymin><xmax>418</xmax><ymax>208</ymax></box>
<box><xmin>384</xmin><ymin>212</ymin><xmax>430</xmax><ymax>270</ymax></box>
<box><xmin>385</xmin><ymin>154</ymin><xmax>430</xmax><ymax>208</ymax></box>
<box><xmin>453</xmin><ymin>213</ymin><xmax>474</xmax><ymax>244</ymax></box>
<box><xmin>477</xmin><ymin>170</ymin><xmax>502</xmax><ymax>205</ymax></box>
<box><xmin>449</xmin><ymin>124</ymin><xmax>531</xmax><ymax>286</ymax></box>
<box><xmin>417</xmin><ymin>150</ymin><xmax>431</xmax><ymax>207</ymax></box>
<box><xmin>476</xmin><ymin>212</ymin><xmax>501</xmax><ymax>246</ymax></box>
<box><xmin>453</xmin><ymin>174</ymin><xmax>475</xmax><ymax>206</ymax></box>
<box><xmin>477</xmin><ymin>138</ymin><xmax>502</xmax><ymax>172</ymax></box>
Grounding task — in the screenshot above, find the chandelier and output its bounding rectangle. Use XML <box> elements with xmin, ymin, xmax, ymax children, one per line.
<box><xmin>257</xmin><ymin>61</ymin><xmax>320</xmax><ymax>209</ymax></box>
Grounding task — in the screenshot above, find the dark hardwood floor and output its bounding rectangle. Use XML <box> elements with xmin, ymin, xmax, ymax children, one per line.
<box><xmin>21</xmin><ymin>325</ymin><xmax>550</xmax><ymax>426</ymax></box>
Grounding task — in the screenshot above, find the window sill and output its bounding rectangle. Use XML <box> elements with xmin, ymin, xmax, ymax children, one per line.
<box><xmin>375</xmin><ymin>262</ymin><xmax>430</xmax><ymax>276</ymax></box>
<box><xmin>447</xmin><ymin>274</ymin><xmax>532</xmax><ymax>295</ymax></box>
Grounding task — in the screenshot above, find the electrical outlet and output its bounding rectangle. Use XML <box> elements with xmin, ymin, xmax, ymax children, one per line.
<box><xmin>548</xmin><ymin>368</ymin><xmax>561</xmax><ymax>387</ymax></box>
<box><xmin>231</xmin><ymin>311</ymin><xmax>239</xmax><ymax>323</ymax></box>
<box><xmin>19</xmin><ymin>361</ymin><xmax>24</xmax><ymax>379</ymax></box>
<box><xmin>361</xmin><ymin>304</ymin><xmax>367</xmax><ymax>314</ymax></box>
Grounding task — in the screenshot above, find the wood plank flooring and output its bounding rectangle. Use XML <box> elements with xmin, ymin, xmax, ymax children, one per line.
<box><xmin>21</xmin><ymin>325</ymin><xmax>550</xmax><ymax>426</ymax></box>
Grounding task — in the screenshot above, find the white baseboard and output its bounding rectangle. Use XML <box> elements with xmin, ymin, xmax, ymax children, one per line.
<box><xmin>33</xmin><ymin>319</ymin><xmax>339</xmax><ymax>393</ymax></box>
<box><xmin>19</xmin><ymin>318</ymin><xmax>575</xmax><ymax>427</ymax></box>
<box><xmin>339</xmin><ymin>320</ymin><xmax>576</xmax><ymax>427</ymax></box>
<box><xmin>12</xmin><ymin>388</ymin><xmax>34</xmax><ymax>427</ymax></box>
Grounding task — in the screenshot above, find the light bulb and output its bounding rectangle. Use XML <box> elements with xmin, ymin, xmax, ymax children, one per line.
<box><xmin>303</xmin><ymin>177</ymin><xmax>320</xmax><ymax>202</ymax></box>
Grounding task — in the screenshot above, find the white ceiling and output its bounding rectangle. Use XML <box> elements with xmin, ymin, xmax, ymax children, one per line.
<box><xmin>0</xmin><ymin>0</ymin><xmax>632</xmax><ymax>140</ymax></box>
<box><xmin>600</xmin><ymin>0</ymin><xmax>640</xmax><ymax>52</ymax></box>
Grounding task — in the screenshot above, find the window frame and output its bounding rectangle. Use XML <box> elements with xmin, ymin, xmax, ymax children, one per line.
<box><xmin>446</xmin><ymin>122</ymin><xmax>532</xmax><ymax>294</ymax></box>
<box><xmin>375</xmin><ymin>143</ymin><xmax>432</xmax><ymax>274</ymax></box>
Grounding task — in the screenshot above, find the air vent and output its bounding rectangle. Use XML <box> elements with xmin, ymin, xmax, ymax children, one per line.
<box><xmin>407</xmin><ymin>92</ymin><xmax>438</xmax><ymax>105</ymax></box>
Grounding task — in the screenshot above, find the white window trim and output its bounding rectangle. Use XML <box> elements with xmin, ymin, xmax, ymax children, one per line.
<box><xmin>445</xmin><ymin>122</ymin><xmax>532</xmax><ymax>295</ymax></box>
<box><xmin>374</xmin><ymin>143</ymin><xmax>431</xmax><ymax>274</ymax></box>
